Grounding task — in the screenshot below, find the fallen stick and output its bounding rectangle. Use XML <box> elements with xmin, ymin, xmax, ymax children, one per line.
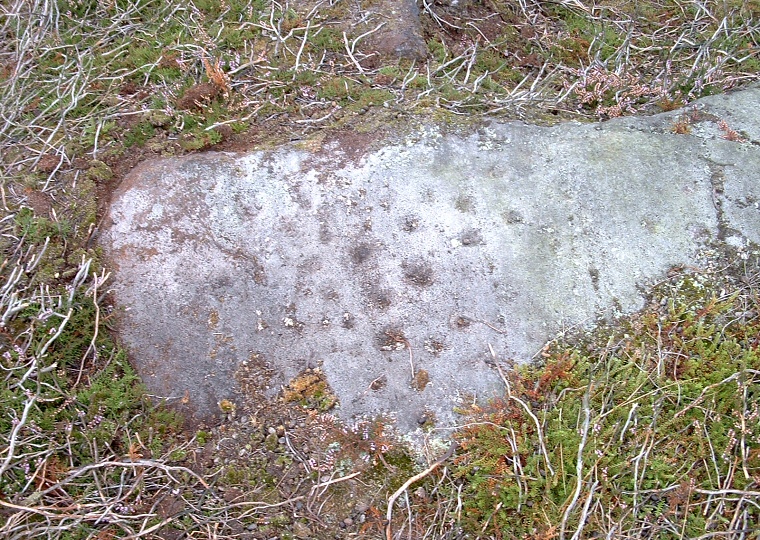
<box><xmin>385</xmin><ymin>441</ymin><xmax>458</xmax><ymax>540</ymax></box>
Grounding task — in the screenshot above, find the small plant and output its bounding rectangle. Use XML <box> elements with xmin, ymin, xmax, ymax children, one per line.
<box><xmin>569</xmin><ymin>67</ymin><xmax>666</xmax><ymax>118</ymax></box>
<box><xmin>178</xmin><ymin>128</ymin><xmax>222</xmax><ymax>150</ymax></box>
<box><xmin>672</xmin><ymin>117</ymin><xmax>692</xmax><ymax>134</ymax></box>
<box><xmin>282</xmin><ymin>368</ymin><xmax>337</xmax><ymax>412</ymax></box>
<box><xmin>123</xmin><ymin>121</ymin><xmax>156</xmax><ymax>147</ymax></box>
<box><xmin>202</xmin><ymin>56</ymin><xmax>231</xmax><ymax>95</ymax></box>
<box><xmin>718</xmin><ymin>119</ymin><xmax>746</xmax><ymax>142</ymax></box>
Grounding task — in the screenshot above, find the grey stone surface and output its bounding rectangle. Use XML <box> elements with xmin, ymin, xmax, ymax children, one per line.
<box><xmin>103</xmin><ymin>86</ymin><xmax>760</xmax><ymax>431</ymax></box>
<box><xmin>367</xmin><ymin>0</ymin><xmax>427</xmax><ymax>61</ymax></box>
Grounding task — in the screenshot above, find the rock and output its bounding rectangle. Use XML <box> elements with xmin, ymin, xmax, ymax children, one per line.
<box><xmin>365</xmin><ymin>0</ymin><xmax>427</xmax><ymax>61</ymax></box>
<box><xmin>102</xmin><ymin>86</ymin><xmax>760</xmax><ymax>431</ymax></box>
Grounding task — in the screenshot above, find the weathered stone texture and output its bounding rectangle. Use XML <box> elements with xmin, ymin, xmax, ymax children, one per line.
<box><xmin>103</xmin><ymin>86</ymin><xmax>760</xmax><ymax>430</ymax></box>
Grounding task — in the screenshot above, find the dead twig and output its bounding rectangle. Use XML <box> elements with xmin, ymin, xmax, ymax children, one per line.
<box><xmin>385</xmin><ymin>441</ymin><xmax>458</xmax><ymax>540</ymax></box>
<box><xmin>489</xmin><ymin>344</ymin><xmax>555</xmax><ymax>476</ymax></box>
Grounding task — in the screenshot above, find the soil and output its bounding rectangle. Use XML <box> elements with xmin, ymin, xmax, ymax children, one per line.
<box><xmin>176</xmin><ymin>82</ymin><xmax>221</xmax><ymax>111</ymax></box>
<box><xmin>165</xmin><ymin>367</ymin><xmax>417</xmax><ymax>540</ymax></box>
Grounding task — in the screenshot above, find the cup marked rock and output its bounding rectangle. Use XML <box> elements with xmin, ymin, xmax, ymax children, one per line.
<box><xmin>103</xmin><ymin>86</ymin><xmax>760</xmax><ymax>431</ymax></box>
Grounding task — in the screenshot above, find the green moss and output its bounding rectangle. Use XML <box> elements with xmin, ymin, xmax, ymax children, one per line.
<box><xmin>85</xmin><ymin>160</ymin><xmax>113</xmax><ymax>182</ymax></box>
<box><xmin>147</xmin><ymin>110</ymin><xmax>173</xmax><ymax>127</ymax></box>
<box><xmin>126</xmin><ymin>45</ymin><xmax>161</xmax><ymax>69</ymax></box>
<box><xmin>124</xmin><ymin>121</ymin><xmax>156</xmax><ymax>147</ymax></box>
<box><xmin>452</xmin><ymin>263</ymin><xmax>760</xmax><ymax>538</ymax></box>
<box><xmin>309</xmin><ymin>27</ymin><xmax>344</xmax><ymax>52</ymax></box>
<box><xmin>57</xmin><ymin>0</ymin><xmax>98</xmax><ymax>18</ymax></box>
<box><xmin>348</xmin><ymin>88</ymin><xmax>395</xmax><ymax>110</ymax></box>
<box><xmin>378</xmin><ymin>65</ymin><xmax>402</xmax><ymax>78</ymax></box>
<box><xmin>265</xmin><ymin>432</ymin><xmax>279</xmax><ymax>451</ymax></box>
<box><xmin>268</xmin><ymin>513</ymin><xmax>291</xmax><ymax>527</ymax></box>
<box><xmin>14</xmin><ymin>207</ymin><xmax>72</xmax><ymax>243</ymax></box>
<box><xmin>474</xmin><ymin>48</ymin><xmax>507</xmax><ymax>73</ymax></box>
<box><xmin>82</xmin><ymin>120</ymin><xmax>118</xmax><ymax>148</ymax></box>
<box><xmin>427</xmin><ymin>38</ymin><xmax>447</xmax><ymax>64</ymax></box>
<box><xmin>179</xmin><ymin>128</ymin><xmax>222</xmax><ymax>151</ymax></box>
<box><xmin>223</xmin><ymin>458</ymin><xmax>277</xmax><ymax>487</ymax></box>
<box><xmin>316</xmin><ymin>76</ymin><xmax>355</xmax><ymax>101</ymax></box>
<box><xmin>78</xmin><ymin>355</ymin><xmax>144</xmax><ymax>417</ymax></box>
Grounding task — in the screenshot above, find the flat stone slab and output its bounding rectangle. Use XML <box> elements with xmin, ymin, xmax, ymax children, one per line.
<box><xmin>103</xmin><ymin>86</ymin><xmax>760</xmax><ymax>431</ymax></box>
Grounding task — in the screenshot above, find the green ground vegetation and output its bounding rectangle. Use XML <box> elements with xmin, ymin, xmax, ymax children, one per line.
<box><xmin>1</xmin><ymin>0</ymin><xmax>759</xmax><ymax>538</ymax></box>
<box><xmin>448</xmin><ymin>263</ymin><xmax>760</xmax><ymax>539</ymax></box>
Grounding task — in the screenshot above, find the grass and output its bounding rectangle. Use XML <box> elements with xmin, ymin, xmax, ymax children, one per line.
<box><xmin>0</xmin><ymin>0</ymin><xmax>759</xmax><ymax>538</ymax></box>
<box><xmin>2</xmin><ymin>0</ymin><xmax>758</xmax><ymax>174</ymax></box>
